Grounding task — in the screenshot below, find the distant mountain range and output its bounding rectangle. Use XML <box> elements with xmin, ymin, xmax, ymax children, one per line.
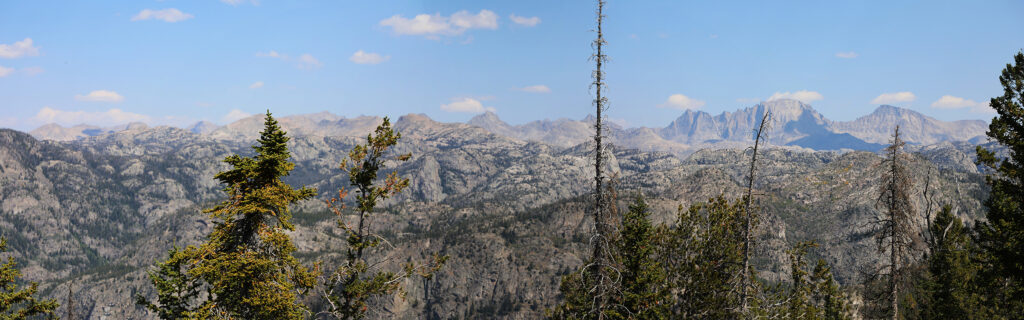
<box><xmin>26</xmin><ymin>99</ymin><xmax>989</xmax><ymax>156</ymax></box>
<box><xmin>469</xmin><ymin>99</ymin><xmax>990</xmax><ymax>155</ymax></box>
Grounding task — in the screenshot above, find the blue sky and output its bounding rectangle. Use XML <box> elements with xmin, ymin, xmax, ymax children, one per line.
<box><xmin>1</xmin><ymin>0</ymin><xmax>1022</xmax><ymax>131</ymax></box>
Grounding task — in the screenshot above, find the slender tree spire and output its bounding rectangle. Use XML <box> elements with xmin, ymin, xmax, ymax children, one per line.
<box><xmin>876</xmin><ymin>125</ymin><xmax>914</xmax><ymax>320</ymax></box>
<box><xmin>590</xmin><ymin>0</ymin><xmax>611</xmax><ymax>318</ymax></box>
<box><xmin>741</xmin><ymin>110</ymin><xmax>771</xmax><ymax>315</ymax></box>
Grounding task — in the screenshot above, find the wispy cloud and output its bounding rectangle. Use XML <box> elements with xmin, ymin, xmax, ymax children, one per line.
<box><xmin>221</xmin><ymin>109</ymin><xmax>253</xmax><ymax>123</ymax></box>
<box><xmin>441</xmin><ymin>97</ymin><xmax>495</xmax><ymax>113</ymax></box>
<box><xmin>509</xmin><ymin>14</ymin><xmax>540</xmax><ymax>27</ymax></box>
<box><xmin>380</xmin><ymin>10</ymin><xmax>498</xmax><ymax>39</ymax></box>
<box><xmin>516</xmin><ymin>85</ymin><xmax>551</xmax><ymax>93</ymax></box>
<box><xmin>835</xmin><ymin>51</ymin><xmax>858</xmax><ymax>59</ymax></box>
<box><xmin>257</xmin><ymin>51</ymin><xmax>322</xmax><ymax>69</ymax></box>
<box><xmin>931</xmin><ymin>95</ymin><xmax>994</xmax><ymax>113</ymax></box>
<box><xmin>871</xmin><ymin>91</ymin><xmax>915</xmax><ymax>105</ymax></box>
<box><xmin>767</xmin><ymin>90</ymin><xmax>823</xmax><ymax>103</ymax></box>
<box><xmin>249</xmin><ymin>81</ymin><xmax>264</xmax><ymax>89</ymax></box>
<box><xmin>659</xmin><ymin>94</ymin><xmax>705</xmax><ymax>110</ymax></box>
<box><xmin>0</xmin><ymin>66</ymin><xmax>12</xmax><ymax>77</ymax></box>
<box><xmin>297</xmin><ymin>54</ymin><xmax>322</xmax><ymax>69</ymax></box>
<box><xmin>131</xmin><ymin>9</ymin><xmax>194</xmax><ymax>23</ymax></box>
<box><xmin>31</xmin><ymin>107</ymin><xmax>150</xmax><ymax>126</ymax></box>
<box><xmin>349</xmin><ymin>50</ymin><xmax>390</xmax><ymax>65</ymax></box>
<box><xmin>0</xmin><ymin>38</ymin><xmax>40</xmax><ymax>59</ymax></box>
<box><xmin>220</xmin><ymin>0</ymin><xmax>260</xmax><ymax>6</ymax></box>
<box><xmin>75</xmin><ymin>90</ymin><xmax>124</xmax><ymax>103</ymax></box>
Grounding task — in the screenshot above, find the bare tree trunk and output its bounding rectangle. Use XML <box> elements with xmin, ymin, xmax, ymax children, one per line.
<box><xmin>590</xmin><ymin>1</ymin><xmax>609</xmax><ymax>318</ymax></box>
<box><xmin>741</xmin><ymin>111</ymin><xmax>771</xmax><ymax>316</ymax></box>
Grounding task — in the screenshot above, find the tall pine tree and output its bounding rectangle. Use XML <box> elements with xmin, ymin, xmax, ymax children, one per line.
<box><xmin>974</xmin><ymin>50</ymin><xmax>1024</xmax><ymax>317</ymax></box>
<box><xmin>318</xmin><ymin>117</ymin><xmax>445</xmax><ymax>319</ymax></box>
<box><xmin>922</xmin><ymin>205</ymin><xmax>979</xmax><ymax>319</ymax></box>
<box><xmin>616</xmin><ymin>195</ymin><xmax>667</xmax><ymax>319</ymax></box>
<box><xmin>139</xmin><ymin>111</ymin><xmax>318</xmax><ymax>319</ymax></box>
<box><xmin>0</xmin><ymin>237</ymin><xmax>58</xmax><ymax>319</ymax></box>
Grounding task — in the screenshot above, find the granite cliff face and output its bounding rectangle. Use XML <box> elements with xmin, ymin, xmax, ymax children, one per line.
<box><xmin>2</xmin><ymin>112</ymin><xmax>992</xmax><ymax>319</ymax></box>
<box><xmin>467</xmin><ymin>99</ymin><xmax>988</xmax><ymax>156</ymax></box>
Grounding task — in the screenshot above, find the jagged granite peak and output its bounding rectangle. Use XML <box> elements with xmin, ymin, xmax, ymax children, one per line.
<box><xmin>0</xmin><ymin>121</ymin><xmax>991</xmax><ymax>318</ymax></box>
<box><xmin>188</xmin><ymin>121</ymin><xmax>220</xmax><ymax>134</ymax></box>
<box><xmin>829</xmin><ymin>104</ymin><xmax>988</xmax><ymax>145</ymax></box>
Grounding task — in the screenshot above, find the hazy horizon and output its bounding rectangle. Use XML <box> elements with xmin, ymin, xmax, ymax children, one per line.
<box><xmin>3</xmin><ymin>1</ymin><xmax>1022</xmax><ymax>131</ymax></box>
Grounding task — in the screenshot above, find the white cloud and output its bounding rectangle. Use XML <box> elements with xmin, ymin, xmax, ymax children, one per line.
<box><xmin>931</xmin><ymin>95</ymin><xmax>994</xmax><ymax>113</ymax></box>
<box><xmin>509</xmin><ymin>14</ymin><xmax>541</xmax><ymax>27</ymax></box>
<box><xmin>835</xmin><ymin>52</ymin><xmax>858</xmax><ymax>59</ymax></box>
<box><xmin>767</xmin><ymin>90</ymin><xmax>823</xmax><ymax>103</ymax></box>
<box><xmin>131</xmin><ymin>8</ymin><xmax>194</xmax><ymax>22</ymax></box>
<box><xmin>297</xmin><ymin>54</ymin><xmax>322</xmax><ymax>69</ymax></box>
<box><xmin>659</xmin><ymin>94</ymin><xmax>705</xmax><ymax>110</ymax></box>
<box><xmin>349</xmin><ymin>50</ymin><xmax>390</xmax><ymax>65</ymax></box>
<box><xmin>871</xmin><ymin>91</ymin><xmax>916</xmax><ymax>105</ymax></box>
<box><xmin>0</xmin><ymin>38</ymin><xmax>40</xmax><ymax>59</ymax></box>
<box><xmin>249</xmin><ymin>81</ymin><xmax>264</xmax><ymax>89</ymax></box>
<box><xmin>516</xmin><ymin>85</ymin><xmax>551</xmax><ymax>93</ymax></box>
<box><xmin>220</xmin><ymin>0</ymin><xmax>260</xmax><ymax>6</ymax></box>
<box><xmin>0</xmin><ymin>66</ymin><xmax>12</xmax><ymax>77</ymax></box>
<box><xmin>441</xmin><ymin>97</ymin><xmax>495</xmax><ymax>113</ymax></box>
<box><xmin>31</xmin><ymin>107</ymin><xmax>150</xmax><ymax>126</ymax></box>
<box><xmin>75</xmin><ymin>90</ymin><xmax>124</xmax><ymax>103</ymax></box>
<box><xmin>258</xmin><ymin>51</ymin><xmax>321</xmax><ymax>69</ymax></box>
<box><xmin>221</xmin><ymin>109</ymin><xmax>252</xmax><ymax>123</ymax></box>
<box><xmin>451</xmin><ymin>10</ymin><xmax>498</xmax><ymax>29</ymax></box>
<box><xmin>380</xmin><ymin>10</ymin><xmax>498</xmax><ymax>39</ymax></box>
<box><xmin>256</xmin><ymin>51</ymin><xmax>286</xmax><ymax>59</ymax></box>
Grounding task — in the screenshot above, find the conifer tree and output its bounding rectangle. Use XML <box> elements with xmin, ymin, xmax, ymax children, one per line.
<box><xmin>318</xmin><ymin>117</ymin><xmax>445</xmax><ymax>319</ymax></box>
<box><xmin>0</xmin><ymin>237</ymin><xmax>58</xmax><ymax>319</ymax></box>
<box><xmin>135</xmin><ymin>247</ymin><xmax>203</xmax><ymax>319</ymax></box>
<box><xmin>974</xmin><ymin>50</ymin><xmax>1024</xmax><ymax>315</ymax></box>
<box><xmin>139</xmin><ymin>111</ymin><xmax>318</xmax><ymax>319</ymax></box>
<box><xmin>615</xmin><ymin>195</ymin><xmax>667</xmax><ymax>319</ymax></box>
<box><xmin>587</xmin><ymin>0</ymin><xmax>615</xmax><ymax>317</ymax></box>
<box><xmin>741</xmin><ymin>111</ymin><xmax>771</xmax><ymax>314</ymax></box>
<box><xmin>656</xmin><ymin>196</ymin><xmax>746</xmax><ymax>319</ymax></box>
<box><xmin>875</xmin><ymin>126</ymin><xmax>915</xmax><ymax>320</ymax></box>
<box><xmin>781</xmin><ymin>241</ymin><xmax>851</xmax><ymax>320</ymax></box>
<box><xmin>554</xmin><ymin>1</ymin><xmax>617</xmax><ymax>318</ymax></box>
<box><xmin>922</xmin><ymin>205</ymin><xmax>978</xmax><ymax>319</ymax></box>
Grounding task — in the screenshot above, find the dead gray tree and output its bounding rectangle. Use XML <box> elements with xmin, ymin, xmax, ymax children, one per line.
<box><xmin>589</xmin><ymin>0</ymin><xmax>613</xmax><ymax>318</ymax></box>
<box><xmin>875</xmin><ymin>126</ymin><xmax>915</xmax><ymax>320</ymax></box>
<box><xmin>741</xmin><ymin>110</ymin><xmax>772</xmax><ymax>315</ymax></box>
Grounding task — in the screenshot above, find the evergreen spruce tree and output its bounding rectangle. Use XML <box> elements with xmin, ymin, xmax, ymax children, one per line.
<box><xmin>616</xmin><ymin>195</ymin><xmax>667</xmax><ymax>319</ymax></box>
<box><xmin>656</xmin><ymin>196</ymin><xmax>745</xmax><ymax>319</ymax></box>
<box><xmin>975</xmin><ymin>50</ymin><xmax>1024</xmax><ymax>316</ymax></box>
<box><xmin>318</xmin><ymin>117</ymin><xmax>445</xmax><ymax>319</ymax></box>
<box><xmin>874</xmin><ymin>126</ymin><xmax>915</xmax><ymax>320</ymax></box>
<box><xmin>0</xmin><ymin>237</ymin><xmax>58</xmax><ymax>319</ymax></box>
<box><xmin>139</xmin><ymin>111</ymin><xmax>318</xmax><ymax>319</ymax></box>
<box><xmin>780</xmin><ymin>241</ymin><xmax>851</xmax><ymax>320</ymax></box>
<box><xmin>135</xmin><ymin>247</ymin><xmax>203</xmax><ymax>319</ymax></box>
<box><xmin>922</xmin><ymin>205</ymin><xmax>978</xmax><ymax>319</ymax></box>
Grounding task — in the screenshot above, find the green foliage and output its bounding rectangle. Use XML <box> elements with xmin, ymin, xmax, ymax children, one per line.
<box><xmin>139</xmin><ymin>111</ymin><xmax>319</xmax><ymax>319</ymax></box>
<box><xmin>775</xmin><ymin>241</ymin><xmax>851</xmax><ymax>320</ymax></box>
<box><xmin>975</xmin><ymin>51</ymin><xmax>1024</xmax><ymax>316</ymax></box>
<box><xmin>615</xmin><ymin>195</ymin><xmax>668</xmax><ymax>319</ymax></box>
<box><xmin>0</xmin><ymin>237</ymin><xmax>58</xmax><ymax>319</ymax></box>
<box><xmin>135</xmin><ymin>247</ymin><xmax>203</xmax><ymax>319</ymax></box>
<box><xmin>319</xmin><ymin>117</ymin><xmax>446</xmax><ymax>319</ymax></box>
<box><xmin>656</xmin><ymin>195</ymin><xmax>745</xmax><ymax>319</ymax></box>
<box><xmin>922</xmin><ymin>205</ymin><xmax>981</xmax><ymax>319</ymax></box>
